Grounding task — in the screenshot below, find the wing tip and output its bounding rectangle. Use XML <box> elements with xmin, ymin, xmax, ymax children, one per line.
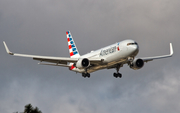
<box><xmin>3</xmin><ymin>41</ymin><xmax>14</xmax><ymax>55</ymax></box>
<box><xmin>170</xmin><ymin>43</ymin><xmax>173</xmax><ymax>56</ymax></box>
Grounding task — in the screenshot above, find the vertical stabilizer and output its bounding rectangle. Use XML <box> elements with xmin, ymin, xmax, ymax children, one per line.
<box><xmin>66</xmin><ymin>31</ymin><xmax>80</xmax><ymax>58</ymax></box>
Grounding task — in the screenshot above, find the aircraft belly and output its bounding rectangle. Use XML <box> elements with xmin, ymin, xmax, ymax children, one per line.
<box><xmin>87</xmin><ymin>58</ymin><xmax>127</xmax><ymax>73</ymax></box>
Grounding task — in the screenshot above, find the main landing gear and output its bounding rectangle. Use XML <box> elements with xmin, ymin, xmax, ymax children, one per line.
<box><xmin>113</xmin><ymin>64</ymin><xmax>122</xmax><ymax>78</ymax></box>
<box><xmin>82</xmin><ymin>68</ymin><xmax>90</xmax><ymax>78</ymax></box>
<box><xmin>82</xmin><ymin>73</ymin><xmax>90</xmax><ymax>78</ymax></box>
<box><xmin>113</xmin><ymin>73</ymin><xmax>122</xmax><ymax>78</ymax></box>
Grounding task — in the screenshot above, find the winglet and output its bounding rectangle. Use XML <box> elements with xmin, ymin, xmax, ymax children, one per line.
<box><xmin>3</xmin><ymin>41</ymin><xmax>14</xmax><ymax>55</ymax></box>
<box><xmin>170</xmin><ymin>43</ymin><xmax>173</xmax><ymax>56</ymax></box>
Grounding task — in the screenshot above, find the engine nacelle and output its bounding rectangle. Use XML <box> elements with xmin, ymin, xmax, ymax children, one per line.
<box><xmin>130</xmin><ymin>58</ymin><xmax>144</xmax><ymax>70</ymax></box>
<box><xmin>76</xmin><ymin>58</ymin><xmax>90</xmax><ymax>69</ymax></box>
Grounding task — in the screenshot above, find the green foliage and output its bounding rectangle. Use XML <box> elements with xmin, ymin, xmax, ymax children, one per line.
<box><xmin>24</xmin><ymin>104</ymin><xmax>42</xmax><ymax>113</ymax></box>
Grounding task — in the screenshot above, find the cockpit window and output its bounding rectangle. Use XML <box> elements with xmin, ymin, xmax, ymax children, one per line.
<box><xmin>127</xmin><ymin>42</ymin><xmax>138</xmax><ymax>46</ymax></box>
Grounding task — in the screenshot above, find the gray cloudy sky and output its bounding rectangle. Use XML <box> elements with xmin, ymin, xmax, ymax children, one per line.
<box><xmin>0</xmin><ymin>0</ymin><xmax>180</xmax><ymax>113</ymax></box>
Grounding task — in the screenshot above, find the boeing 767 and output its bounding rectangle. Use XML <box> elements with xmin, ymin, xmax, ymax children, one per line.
<box><xmin>3</xmin><ymin>31</ymin><xmax>173</xmax><ymax>78</ymax></box>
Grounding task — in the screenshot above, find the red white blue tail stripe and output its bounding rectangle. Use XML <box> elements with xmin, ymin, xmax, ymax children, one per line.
<box><xmin>66</xmin><ymin>31</ymin><xmax>80</xmax><ymax>58</ymax></box>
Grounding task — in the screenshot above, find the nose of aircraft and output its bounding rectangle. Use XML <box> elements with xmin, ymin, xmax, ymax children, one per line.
<box><xmin>133</xmin><ymin>44</ymin><xmax>139</xmax><ymax>51</ymax></box>
<box><xmin>129</xmin><ymin>44</ymin><xmax>139</xmax><ymax>54</ymax></box>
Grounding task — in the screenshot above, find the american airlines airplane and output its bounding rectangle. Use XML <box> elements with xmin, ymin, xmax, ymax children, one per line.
<box><xmin>3</xmin><ymin>31</ymin><xmax>173</xmax><ymax>78</ymax></box>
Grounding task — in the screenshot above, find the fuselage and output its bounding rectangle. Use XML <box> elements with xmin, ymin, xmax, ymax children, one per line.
<box><xmin>71</xmin><ymin>39</ymin><xmax>139</xmax><ymax>73</ymax></box>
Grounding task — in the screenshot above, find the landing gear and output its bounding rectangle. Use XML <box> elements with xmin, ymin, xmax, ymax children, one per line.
<box><xmin>82</xmin><ymin>68</ymin><xmax>90</xmax><ymax>78</ymax></box>
<box><xmin>82</xmin><ymin>73</ymin><xmax>90</xmax><ymax>78</ymax></box>
<box><xmin>113</xmin><ymin>64</ymin><xmax>122</xmax><ymax>78</ymax></box>
<box><xmin>113</xmin><ymin>73</ymin><xmax>122</xmax><ymax>78</ymax></box>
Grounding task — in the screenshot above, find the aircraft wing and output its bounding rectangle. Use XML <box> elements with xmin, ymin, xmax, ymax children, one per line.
<box><xmin>140</xmin><ymin>43</ymin><xmax>173</xmax><ymax>62</ymax></box>
<box><xmin>3</xmin><ymin>41</ymin><xmax>103</xmax><ymax>67</ymax></box>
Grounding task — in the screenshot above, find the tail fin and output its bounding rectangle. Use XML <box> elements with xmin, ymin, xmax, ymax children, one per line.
<box><xmin>66</xmin><ymin>31</ymin><xmax>80</xmax><ymax>58</ymax></box>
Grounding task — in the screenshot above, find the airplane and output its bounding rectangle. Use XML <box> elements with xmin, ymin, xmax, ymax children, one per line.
<box><xmin>3</xmin><ymin>31</ymin><xmax>173</xmax><ymax>78</ymax></box>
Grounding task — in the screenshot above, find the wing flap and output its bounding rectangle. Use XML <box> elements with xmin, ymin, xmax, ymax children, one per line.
<box><xmin>38</xmin><ymin>62</ymin><xmax>71</xmax><ymax>67</ymax></box>
<box><xmin>32</xmin><ymin>56</ymin><xmax>78</xmax><ymax>63</ymax></box>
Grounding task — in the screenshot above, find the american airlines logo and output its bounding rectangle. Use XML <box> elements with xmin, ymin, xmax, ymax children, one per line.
<box><xmin>66</xmin><ymin>31</ymin><xmax>78</xmax><ymax>56</ymax></box>
<box><xmin>100</xmin><ymin>46</ymin><xmax>116</xmax><ymax>56</ymax></box>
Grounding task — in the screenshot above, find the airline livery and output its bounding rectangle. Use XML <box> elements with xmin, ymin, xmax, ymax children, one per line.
<box><xmin>3</xmin><ymin>31</ymin><xmax>174</xmax><ymax>78</ymax></box>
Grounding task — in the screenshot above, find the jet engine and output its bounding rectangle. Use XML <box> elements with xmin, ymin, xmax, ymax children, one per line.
<box><xmin>76</xmin><ymin>58</ymin><xmax>90</xmax><ymax>69</ymax></box>
<box><xmin>130</xmin><ymin>58</ymin><xmax>144</xmax><ymax>70</ymax></box>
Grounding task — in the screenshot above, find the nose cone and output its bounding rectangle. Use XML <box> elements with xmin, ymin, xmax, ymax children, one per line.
<box><xmin>130</xmin><ymin>45</ymin><xmax>139</xmax><ymax>56</ymax></box>
<box><xmin>133</xmin><ymin>44</ymin><xmax>139</xmax><ymax>51</ymax></box>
